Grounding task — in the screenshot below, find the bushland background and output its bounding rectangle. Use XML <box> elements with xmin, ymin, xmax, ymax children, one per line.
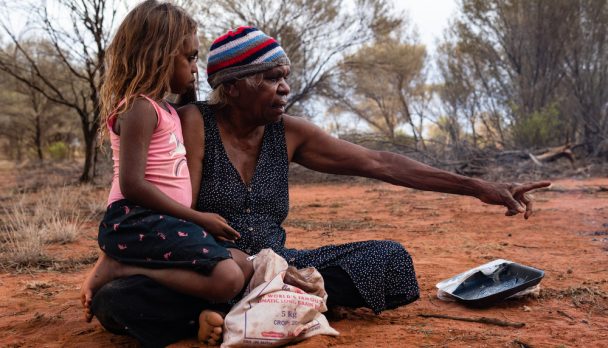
<box><xmin>0</xmin><ymin>1</ymin><xmax>606</xmax><ymax>347</ymax></box>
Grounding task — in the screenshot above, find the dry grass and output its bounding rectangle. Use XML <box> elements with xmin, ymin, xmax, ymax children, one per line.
<box><xmin>540</xmin><ymin>286</ymin><xmax>608</xmax><ymax>314</ymax></box>
<box><xmin>0</xmin><ymin>183</ymin><xmax>105</xmax><ymax>270</ymax></box>
<box><xmin>0</xmin><ymin>204</ymin><xmax>48</xmax><ymax>269</ymax></box>
<box><xmin>283</xmin><ymin>217</ymin><xmax>397</xmax><ymax>231</ymax></box>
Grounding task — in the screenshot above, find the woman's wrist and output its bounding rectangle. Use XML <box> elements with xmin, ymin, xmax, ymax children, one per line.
<box><xmin>464</xmin><ymin>177</ymin><xmax>490</xmax><ymax>199</ymax></box>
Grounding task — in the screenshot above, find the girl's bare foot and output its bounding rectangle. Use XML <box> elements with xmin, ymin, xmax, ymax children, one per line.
<box><xmin>198</xmin><ymin>310</ymin><xmax>224</xmax><ymax>346</ymax></box>
<box><xmin>80</xmin><ymin>253</ymin><xmax>123</xmax><ymax>322</ymax></box>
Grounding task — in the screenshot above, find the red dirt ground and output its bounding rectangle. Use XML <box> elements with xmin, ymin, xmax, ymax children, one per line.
<box><xmin>1</xmin><ymin>171</ymin><xmax>607</xmax><ymax>347</ymax></box>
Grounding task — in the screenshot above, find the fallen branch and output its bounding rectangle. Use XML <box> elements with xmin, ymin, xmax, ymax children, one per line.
<box><xmin>529</xmin><ymin>144</ymin><xmax>576</xmax><ymax>167</ymax></box>
<box><xmin>418</xmin><ymin>313</ymin><xmax>525</xmax><ymax>328</ymax></box>
<box><xmin>557</xmin><ymin>310</ymin><xmax>575</xmax><ymax>321</ymax></box>
<box><xmin>589</xmin><ymin>269</ymin><xmax>608</xmax><ymax>274</ymax></box>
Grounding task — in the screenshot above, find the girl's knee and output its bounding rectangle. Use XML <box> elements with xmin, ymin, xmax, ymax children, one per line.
<box><xmin>229</xmin><ymin>248</ymin><xmax>254</xmax><ymax>281</ymax></box>
<box><xmin>210</xmin><ymin>260</ymin><xmax>245</xmax><ymax>301</ymax></box>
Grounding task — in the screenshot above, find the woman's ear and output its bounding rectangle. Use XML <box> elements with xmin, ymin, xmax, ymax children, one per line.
<box><xmin>227</xmin><ymin>82</ymin><xmax>240</xmax><ymax>98</ymax></box>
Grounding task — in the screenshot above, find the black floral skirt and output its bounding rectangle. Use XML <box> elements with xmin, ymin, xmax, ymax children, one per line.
<box><xmin>98</xmin><ymin>199</ymin><xmax>231</xmax><ymax>275</ymax></box>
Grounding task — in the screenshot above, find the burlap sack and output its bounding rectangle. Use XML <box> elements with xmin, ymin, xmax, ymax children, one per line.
<box><xmin>221</xmin><ymin>249</ymin><xmax>339</xmax><ymax>347</ymax></box>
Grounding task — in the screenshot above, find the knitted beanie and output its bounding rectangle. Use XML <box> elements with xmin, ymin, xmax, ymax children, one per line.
<box><xmin>206</xmin><ymin>26</ymin><xmax>290</xmax><ymax>89</ymax></box>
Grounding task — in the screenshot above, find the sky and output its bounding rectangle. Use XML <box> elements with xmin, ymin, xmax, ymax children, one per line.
<box><xmin>3</xmin><ymin>0</ymin><xmax>458</xmax><ymax>60</ymax></box>
<box><xmin>395</xmin><ymin>0</ymin><xmax>458</xmax><ymax>52</ymax></box>
<box><xmin>3</xmin><ymin>0</ymin><xmax>458</xmax><ymax>50</ymax></box>
<box><xmin>0</xmin><ymin>0</ymin><xmax>460</xmax><ymax>135</ymax></box>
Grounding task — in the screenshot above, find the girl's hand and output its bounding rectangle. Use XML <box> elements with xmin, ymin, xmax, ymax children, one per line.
<box><xmin>195</xmin><ymin>212</ymin><xmax>241</xmax><ymax>242</ymax></box>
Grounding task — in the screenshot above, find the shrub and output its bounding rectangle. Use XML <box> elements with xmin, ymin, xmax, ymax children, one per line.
<box><xmin>512</xmin><ymin>105</ymin><xmax>563</xmax><ymax>148</ymax></box>
<box><xmin>47</xmin><ymin>141</ymin><xmax>69</xmax><ymax>161</ymax></box>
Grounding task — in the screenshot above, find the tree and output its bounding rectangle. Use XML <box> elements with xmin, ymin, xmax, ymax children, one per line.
<box><xmin>0</xmin><ymin>40</ymin><xmax>77</xmax><ymax>162</ymax></box>
<box><xmin>0</xmin><ymin>0</ymin><xmax>117</xmax><ymax>181</ymax></box>
<box><xmin>436</xmin><ymin>39</ymin><xmax>478</xmax><ymax>152</ymax></box>
<box><xmin>443</xmin><ymin>0</ymin><xmax>578</xmax><ymax>148</ymax></box>
<box><xmin>438</xmin><ymin>0</ymin><xmax>608</xmax><ymax>153</ymax></box>
<box><xmin>326</xmin><ymin>37</ymin><xmax>427</xmax><ymax>145</ymax></box>
<box><xmin>562</xmin><ymin>0</ymin><xmax>608</xmax><ymax>156</ymax></box>
<box><xmin>437</xmin><ymin>32</ymin><xmax>509</xmax><ymax>151</ymax></box>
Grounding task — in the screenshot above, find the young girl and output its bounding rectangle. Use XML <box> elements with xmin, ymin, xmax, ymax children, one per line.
<box><xmin>80</xmin><ymin>1</ymin><xmax>251</xmax><ymax>343</ymax></box>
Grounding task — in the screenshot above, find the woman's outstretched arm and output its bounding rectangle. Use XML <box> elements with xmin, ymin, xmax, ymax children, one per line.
<box><xmin>284</xmin><ymin>115</ymin><xmax>550</xmax><ymax>219</ymax></box>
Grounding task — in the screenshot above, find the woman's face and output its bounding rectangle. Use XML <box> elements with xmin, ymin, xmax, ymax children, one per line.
<box><xmin>234</xmin><ymin>65</ymin><xmax>291</xmax><ymax>124</ymax></box>
<box><xmin>170</xmin><ymin>33</ymin><xmax>199</xmax><ymax>94</ymax></box>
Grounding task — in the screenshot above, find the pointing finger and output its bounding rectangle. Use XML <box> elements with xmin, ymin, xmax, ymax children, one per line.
<box><xmin>514</xmin><ymin>181</ymin><xmax>551</xmax><ymax>195</ymax></box>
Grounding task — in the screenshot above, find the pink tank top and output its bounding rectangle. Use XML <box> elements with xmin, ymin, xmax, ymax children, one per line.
<box><xmin>106</xmin><ymin>96</ymin><xmax>192</xmax><ymax>208</ymax></box>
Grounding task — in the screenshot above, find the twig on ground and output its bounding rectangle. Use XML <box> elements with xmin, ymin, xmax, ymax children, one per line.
<box><xmin>427</xmin><ymin>294</ymin><xmax>439</xmax><ymax>307</ymax></box>
<box><xmin>557</xmin><ymin>310</ymin><xmax>575</xmax><ymax>321</ymax></box>
<box><xmin>513</xmin><ymin>244</ymin><xmax>540</xmax><ymax>249</ymax></box>
<box><xmin>418</xmin><ymin>313</ymin><xmax>525</xmax><ymax>328</ymax></box>
<box><xmin>513</xmin><ymin>339</ymin><xmax>534</xmax><ymax>348</ymax></box>
<box><xmin>57</xmin><ymin>305</ymin><xmax>74</xmax><ymax>315</ymax></box>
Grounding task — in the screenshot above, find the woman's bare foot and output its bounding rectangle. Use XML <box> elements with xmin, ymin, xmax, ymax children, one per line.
<box><xmin>80</xmin><ymin>253</ymin><xmax>123</xmax><ymax>322</ymax></box>
<box><xmin>198</xmin><ymin>310</ymin><xmax>224</xmax><ymax>346</ymax></box>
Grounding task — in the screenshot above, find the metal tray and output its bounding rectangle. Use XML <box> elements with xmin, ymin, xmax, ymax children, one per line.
<box><xmin>451</xmin><ymin>262</ymin><xmax>544</xmax><ymax>308</ymax></box>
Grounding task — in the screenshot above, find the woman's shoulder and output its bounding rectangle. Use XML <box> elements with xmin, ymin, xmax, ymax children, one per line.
<box><xmin>282</xmin><ymin>114</ymin><xmax>327</xmax><ymax>156</ymax></box>
<box><xmin>283</xmin><ymin>114</ymin><xmax>323</xmax><ymax>138</ymax></box>
<box><xmin>177</xmin><ymin>103</ymin><xmax>205</xmax><ymax>128</ymax></box>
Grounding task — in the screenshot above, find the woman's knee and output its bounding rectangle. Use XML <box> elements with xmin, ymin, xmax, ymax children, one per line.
<box><xmin>377</xmin><ymin>240</ymin><xmax>408</xmax><ymax>256</ymax></box>
<box><xmin>377</xmin><ymin>240</ymin><xmax>415</xmax><ymax>270</ymax></box>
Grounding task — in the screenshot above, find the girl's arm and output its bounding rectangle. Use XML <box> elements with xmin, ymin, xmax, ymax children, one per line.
<box><xmin>178</xmin><ymin>104</ymin><xmax>205</xmax><ymax>209</ymax></box>
<box><xmin>117</xmin><ymin>98</ymin><xmax>239</xmax><ymax>240</ymax></box>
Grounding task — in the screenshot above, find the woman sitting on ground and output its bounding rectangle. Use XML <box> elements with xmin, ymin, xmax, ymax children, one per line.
<box><xmin>91</xmin><ymin>26</ymin><xmax>550</xmax><ymax>347</ymax></box>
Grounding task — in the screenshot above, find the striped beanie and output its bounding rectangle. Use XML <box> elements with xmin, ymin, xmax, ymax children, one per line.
<box><xmin>206</xmin><ymin>26</ymin><xmax>290</xmax><ymax>89</ymax></box>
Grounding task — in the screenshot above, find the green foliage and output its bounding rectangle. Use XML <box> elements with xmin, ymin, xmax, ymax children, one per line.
<box><xmin>512</xmin><ymin>105</ymin><xmax>562</xmax><ymax>148</ymax></box>
<box><xmin>330</xmin><ymin>38</ymin><xmax>427</xmax><ymax>142</ymax></box>
<box><xmin>47</xmin><ymin>141</ymin><xmax>69</xmax><ymax>161</ymax></box>
<box><xmin>440</xmin><ymin>0</ymin><xmax>608</xmax><ymax>153</ymax></box>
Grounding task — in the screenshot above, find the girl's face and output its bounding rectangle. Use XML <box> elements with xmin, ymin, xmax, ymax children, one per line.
<box><xmin>170</xmin><ymin>33</ymin><xmax>199</xmax><ymax>94</ymax></box>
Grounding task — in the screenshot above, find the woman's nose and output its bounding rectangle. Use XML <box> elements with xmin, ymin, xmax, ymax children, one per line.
<box><xmin>278</xmin><ymin>79</ymin><xmax>290</xmax><ymax>95</ymax></box>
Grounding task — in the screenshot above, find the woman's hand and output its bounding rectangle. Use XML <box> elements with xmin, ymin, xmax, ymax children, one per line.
<box><xmin>476</xmin><ymin>181</ymin><xmax>551</xmax><ymax>219</ymax></box>
<box><xmin>194</xmin><ymin>212</ymin><xmax>241</xmax><ymax>242</ymax></box>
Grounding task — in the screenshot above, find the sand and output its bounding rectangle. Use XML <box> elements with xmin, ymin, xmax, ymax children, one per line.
<box><xmin>1</xmin><ymin>177</ymin><xmax>607</xmax><ymax>347</ymax></box>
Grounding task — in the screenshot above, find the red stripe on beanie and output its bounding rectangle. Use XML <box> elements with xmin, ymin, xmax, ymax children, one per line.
<box><xmin>212</xmin><ymin>26</ymin><xmax>253</xmax><ymax>46</ymax></box>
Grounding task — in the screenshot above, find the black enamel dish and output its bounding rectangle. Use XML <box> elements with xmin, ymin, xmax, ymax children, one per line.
<box><xmin>451</xmin><ymin>262</ymin><xmax>545</xmax><ymax>308</ymax></box>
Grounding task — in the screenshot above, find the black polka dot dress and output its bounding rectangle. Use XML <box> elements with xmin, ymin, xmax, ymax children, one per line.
<box><xmin>195</xmin><ymin>102</ymin><xmax>419</xmax><ymax>313</ymax></box>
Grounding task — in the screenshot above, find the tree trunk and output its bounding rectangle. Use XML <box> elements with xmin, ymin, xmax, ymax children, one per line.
<box><xmin>35</xmin><ymin>113</ymin><xmax>43</xmax><ymax>161</ymax></box>
<box><xmin>80</xmin><ymin>130</ymin><xmax>97</xmax><ymax>183</ymax></box>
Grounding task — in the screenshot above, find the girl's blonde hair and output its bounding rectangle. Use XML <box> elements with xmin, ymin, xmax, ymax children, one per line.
<box><xmin>99</xmin><ymin>0</ymin><xmax>196</xmax><ymax>140</ymax></box>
